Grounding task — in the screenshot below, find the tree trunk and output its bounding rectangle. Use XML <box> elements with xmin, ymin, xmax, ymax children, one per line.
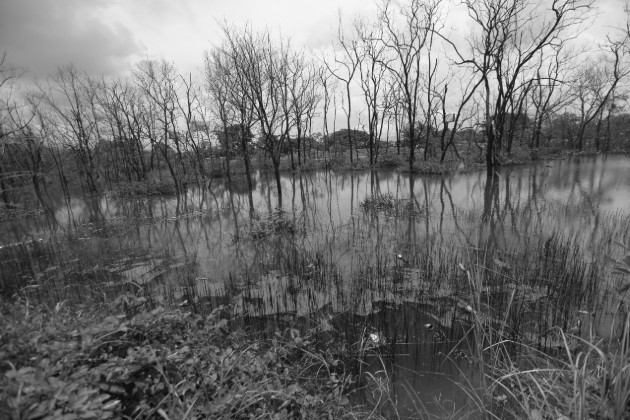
<box><xmin>408</xmin><ymin>109</ymin><xmax>415</xmax><ymax>172</ymax></box>
<box><xmin>273</xmin><ymin>158</ymin><xmax>282</xmax><ymax>209</ymax></box>
<box><xmin>486</xmin><ymin>122</ymin><xmax>496</xmax><ymax>177</ymax></box>
<box><xmin>240</xmin><ymin>132</ymin><xmax>254</xmax><ymax>215</ymax></box>
<box><xmin>346</xmin><ymin>84</ymin><xmax>353</xmax><ymax>165</ymax></box>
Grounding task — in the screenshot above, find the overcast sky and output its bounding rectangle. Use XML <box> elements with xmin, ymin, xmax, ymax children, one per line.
<box><xmin>0</xmin><ymin>0</ymin><xmax>377</xmax><ymax>77</ymax></box>
<box><xmin>0</xmin><ymin>0</ymin><xmax>626</xmax><ymax>80</ymax></box>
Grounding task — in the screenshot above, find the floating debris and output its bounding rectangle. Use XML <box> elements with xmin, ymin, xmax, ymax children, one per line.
<box><xmin>495</xmin><ymin>394</ymin><xmax>507</xmax><ymax>404</ymax></box>
<box><xmin>368</xmin><ymin>332</ymin><xmax>385</xmax><ymax>345</ymax></box>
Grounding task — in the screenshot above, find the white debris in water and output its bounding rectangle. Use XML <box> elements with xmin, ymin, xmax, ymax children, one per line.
<box><xmin>368</xmin><ymin>332</ymin><xmax>386</xmax><ymax>345</ymax></box>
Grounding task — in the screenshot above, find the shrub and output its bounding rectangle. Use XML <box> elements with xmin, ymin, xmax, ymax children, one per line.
<box><xmin>411</xmin><ymin>160</ymin><xmax>458</xmax><ymax>175</ymax></box>
<box><xmin>0</xmin><ymin>299</ymin><xmax>361</xmax><ymax>419</ymax></box>
<box><xmin>112</xmin><ymin>181</ymin><xmax>177</xmax><ymax>199</ymax></box>
<box><xmin>360</xmin><ymin>193</ymin><xmax>423</xmax><ymax>218</ymax></box>
<box><xmin>376</xmin><ymin>153</ymin><xmax>403</xmax><ymax>169</ymax></box>
<box><xmin>0</xmin><ymin>204</ymin><xmax>44</xmax><ymax>222</ymax></box>
<box><xmin>247</xmin><ymin>209</ymin><xmax>298</xmax><ymax>240</ymax></box>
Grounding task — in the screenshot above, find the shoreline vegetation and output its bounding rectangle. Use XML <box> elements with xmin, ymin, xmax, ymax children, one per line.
<box><xmin>0</xmin><ymin>145</ymin><xmax>612</xmax><ymax>214</ymax></box>
<box><xmin>1</xmin><ymin>301</ymin><xmax>371</xmax><ymax>419</ymax></box>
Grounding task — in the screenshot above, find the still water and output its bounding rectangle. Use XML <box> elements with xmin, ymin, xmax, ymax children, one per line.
<box><xmin>2</xmin><ymin>154</ymin><xmax>630</xmax><ymax>416</ymax></box>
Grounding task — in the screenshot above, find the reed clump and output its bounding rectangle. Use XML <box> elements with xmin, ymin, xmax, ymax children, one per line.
<box><xmin>111</xmin><ymin>180</ymin><xmax>178</xmax><ymax>199</ymax></box>
<box><xmin>360</xmin><ymin>193</ymin><xmax>423</xmax><ymax>218</ymax></box>
<box><xmin>247</xmin><ymin>209</ymin><xmax>298</xmax><ymax>240</ymax></box>
<box><xmin>446</xmin><ymin>238</ymin><xmax>630</xmax><ymax>420</ymax></box>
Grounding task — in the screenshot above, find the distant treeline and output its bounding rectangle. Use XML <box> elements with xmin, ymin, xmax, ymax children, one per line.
<box><xmin>2</xmin><ymin>0</ymin><xmax>630</xmax><ymax>205</ymax></box>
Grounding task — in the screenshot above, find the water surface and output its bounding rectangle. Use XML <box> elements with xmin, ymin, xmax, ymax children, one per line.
<box><xmin>2</xmin><ymin>154</ymin><xmax>629</xmax><ymax>417</ymax></box>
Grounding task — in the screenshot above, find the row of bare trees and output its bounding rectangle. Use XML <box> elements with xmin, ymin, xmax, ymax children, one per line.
<box><xmin>204</xmin><ymin>24</ymin><xmax>323</xmax><ymax>206</ymax></box>
<box><xmin>1</xmin><ymin>0</ymin><xmax>630</xmax><ymax>206</ymax></box>
<box><xmin>0</xmin><ymin>58</ymin><xmax>219</xmax><ymax>200</ymax></box>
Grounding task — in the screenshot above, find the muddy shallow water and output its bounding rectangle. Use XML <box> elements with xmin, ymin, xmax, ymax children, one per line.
<box><xmin>2</xmin><ymin>154</ymin><xmax>630</xmax><ymax>416</ymax></box>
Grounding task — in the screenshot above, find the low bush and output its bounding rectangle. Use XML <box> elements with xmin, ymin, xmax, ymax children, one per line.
<box><xmin>0</xmin><ymin>299</ymin><xmax>363</xmax><ymax>419</ymax></box>
<box><xmin>375</xmin><ymin>153</ymin><xmax>403</xmax><ymax>169</ymax></box>
<box><xmin>112</xmin><ymin>181</ymin><xmax>177</xmax><ymax>199</ymax></box>
<box><xmin>247</xmin><ymin>209</ymin><xmax>298</xmax><ymax>240</ymax></box>
<box><xmin>360</xmin><ymin>193</ymin><xmax>423</xmax><ymax>218</ymax></box>
<box><xmin>0</xmin><ymin>203</ymin><xmax>44</xmax><ymax>222</ymax></box>
<box><xmin>411</xmin><ymin>159</ymin><xmax>461</xmax><ymax>175</ymax></box>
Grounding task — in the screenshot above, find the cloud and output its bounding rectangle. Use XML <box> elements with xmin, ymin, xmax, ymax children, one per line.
<box><xmin>0</xmin><ymin>0</ymin><xmax>145</xmax><ymax>77</ymax></box>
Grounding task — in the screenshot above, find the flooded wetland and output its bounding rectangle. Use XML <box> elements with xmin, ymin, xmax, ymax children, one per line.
<box><xmin>3</xmin><ymin>154</ymin><xmax>630</xmax><ymax>418</ymax></box>
<box><xmin>6</xmin><ymin>0</ymin><xmax>630</xmax><ymax>416</ymax></box>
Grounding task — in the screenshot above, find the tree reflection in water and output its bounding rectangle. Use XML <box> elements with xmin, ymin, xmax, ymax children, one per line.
<box><xmin>1</xmin><ymin>155</ymin><xmax>629</xmax><ymax>415</ymax></box>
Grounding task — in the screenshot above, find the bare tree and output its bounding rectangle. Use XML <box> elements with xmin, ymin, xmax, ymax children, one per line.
<box><xmin>570</xmin><ymin>37</ymin><xmax>629</xmax><ymax>150</ymax></box>
<box><xmin>355</xmin><ymin>18</ymin><xmax>390</xmax><ymax>166</ymax></box>
<box><xmin>440</xmin><ymin>0</ymin><xmax>593</xmax><ymax>175</ymax></box>
<box><xmin>133</xmin><ymin>59</ymin><xmax>187</xmax><ymax>191</ymax></box>
<box><xmin>323</xmin><ymin>16</ymin><xmax>361</xmax><ymax>164</ymax></box>
<box><xmin>205</xmin><ymin>44</ymin><xmax>257</xmax><ymax>201</ymax></box>
<box><xmin>0</xmin><ymin>52</ymin><xmax>27</xmax><ymax>142</ymax></box>
<box><xmin>436</xmin><ymin>71</ymin><xmax>481</xmax><ymax>162</ymax></box>
<box><xmin>317</xmin><ymin>67</ymin><xmax>335</xmax><ymax>161</ymax></box>
<box><xmin>96</xmin><ymin>77</ymin><xmax>149</xmax><ymax>183</ymax></box>
<box><xmin>0</xmin><ymin>52</ymin><xmax>32</xmax><ymax>204</ymax></box>
<box><xmin>529</xmin><ymin>45</ymin><xmax>576</xmax><ymax>150</ymax></box>
<box><xmin>288</xmin><ymin>56</ymin><xmax>320</xmax><ymax>167</ymax></box>
<box><xmin>220</xmin><ymin>24</ymin><xmax>293</xmax><ymax>207</ymax></box>
<box><xmin>377</xmin><ymin>0</ymin><xmax>441</xmax><ymax>171</ymax></box>
<box><xmin>421</xmin><ymin>9</ymin><xmax>447</xmax><ymax>160</ymax></box>
<box><xmin>599</xmin><ymin>89</ymin><xmax>628</xmax><ymax>152</ymax></box>
<box><xmin>176</xmin><ymin>73</ymin><xmax>208</xmax><ymax>181</ymax></box>
<box><xmin>204</xmin><ymin>48</ymin><xmax>236</xmax><ymax>179</ymax></box>
<box><xmin>39</xmin><ymin>65</ymin><xmax>102</xmax><ymax>193</ymax></box>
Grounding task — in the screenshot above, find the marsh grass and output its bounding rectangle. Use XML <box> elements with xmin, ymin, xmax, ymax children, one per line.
<box><xmin>376</xmin><ymin>153</ymin><xmax>404</xmax><ymax>169</ymax></box>
<box><xmin>461</xmin><ymin>312</ymin><xmax>630</xmax><ymax>420</ymax></box>
<box><xmin>0</xmin><ymin>203</ymin><xmax>45</xmax><ymax>222</ymax></box>
<box><xmin>427</xmin><ymin>238</ymin><xmax>630</xmax><ymax>419</ymax></box>
<box><xmin>110</xmin><ymin>180</ymin><xmax>178</xmax><ymax>198</ymax></box>
<box><xmin>410</xmin><ymin>160</ymin><xmax>470</xmax><ymax>175</ymax></box>
<box><xmin>245</xmin><ymin>209</ymin><xmax>300</xmax><ymax>240</ymax></box>
<box><xmin>361</xmin><ymin>193</ymin><xmax>424</xmax><ymax>218</ymax></box>
<box><xmin>0</xmin><ymin>230</ymin><xmax>195</xmax><ymax>314</ymax></box>
<box><xmin>318</xmin><ymin>225</ymin><xmax>623</xmax><ymax>418</ymax></box>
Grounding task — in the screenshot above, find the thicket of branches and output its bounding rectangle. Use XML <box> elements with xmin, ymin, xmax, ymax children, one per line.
<box><xmin>1</xmin><ymin>0</ymin><xmax>630</xmax><ymax>204</ymax></box>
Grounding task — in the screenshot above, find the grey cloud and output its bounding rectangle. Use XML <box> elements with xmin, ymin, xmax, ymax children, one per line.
<box><xmin>0</xmin><ymin>0</ymin><xmax>145</xmax><ymax>76</ymax></box>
